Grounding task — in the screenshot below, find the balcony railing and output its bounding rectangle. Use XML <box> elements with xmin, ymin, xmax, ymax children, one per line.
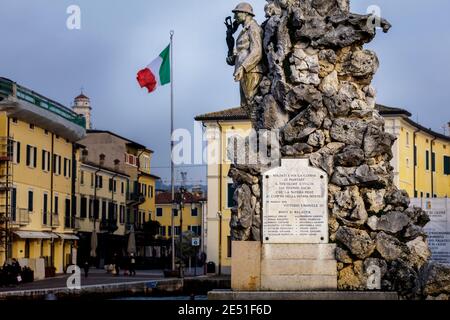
<box><xmin>126</xmin><ymin>192</ymin><xmax>145</xmax><ymax>205</ymax></box>
<box><xmin>42</xmin><ymin>211</ymin><xmax>51</xmax><ymax>227</ymax></box>
<box><xmin>64</xmin><ymin>216</ymin><xmax>81</xmax><ymax>230</ymax></box>
<box><xmin>9</xmin><ymin>208</ymin><xmax>31</xmax><ymax>226</ymax></box>
<box><xmin>99</xmin><ymin>219</ymin><xmax>118</xmax><ymax>233</ymax></box>
<box><xmin>42</xmin><ymin>212</ymin><xmax>61</xmax><ymax>228</ymax></box>
<box><xmin>52</xmin><ymin>214</ymin><xmax>60</xmax><ymax>227</ymax></box>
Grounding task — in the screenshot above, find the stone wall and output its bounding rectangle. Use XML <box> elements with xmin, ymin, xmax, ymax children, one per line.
<box><xmin>228</xmin><ymin>0</ymin><xmax>450</xmax><ymax>299</ymax></box>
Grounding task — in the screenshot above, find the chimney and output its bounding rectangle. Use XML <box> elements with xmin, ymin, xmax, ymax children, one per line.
<box><xmin>114</xmin><ymin>159</ymin><xmax>120</xmax><ymax>171</ymax></box>
<box><xmin>99</xmin><ymin>153</ymin><xmax>105</xmax><ymax>167</ymax></box>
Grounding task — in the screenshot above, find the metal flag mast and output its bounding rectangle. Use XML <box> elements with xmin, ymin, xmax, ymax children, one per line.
<box><xmin>170</xmin><ymin>30</ymin><xmax>176</xmax><ymax>271</ymax></box>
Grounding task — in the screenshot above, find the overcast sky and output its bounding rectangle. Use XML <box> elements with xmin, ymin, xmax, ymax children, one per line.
<box><xmin>1</xmin><ymin>0</ymin><xmax>449</xmax><ymax>185</ymax></box>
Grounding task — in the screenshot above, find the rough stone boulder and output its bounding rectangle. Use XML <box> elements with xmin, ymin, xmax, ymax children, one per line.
<box><xmin>335</xmin><ymin>226</ymin><xmax>375</xmax><ymax>259</ymax></box>
<box><xmin>367</xmin><ymin>211</ymin><xmax>411</xmax><ymax>234</ymax></box>
<box><xmin>421</xmin><ymin>263</ymin><xmax>450</xmax><ymax>299</ymax></box>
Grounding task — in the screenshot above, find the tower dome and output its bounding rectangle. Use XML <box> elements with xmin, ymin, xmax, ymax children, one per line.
<box><xmin>72</xmin><ymin>91</ymin><xmax>92</xmax><ymax>129</ymax></box>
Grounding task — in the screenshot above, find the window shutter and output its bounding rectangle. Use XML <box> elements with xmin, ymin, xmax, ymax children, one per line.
<box><xmin>42</xmin><ymin>151</ymin><xmax>46</xmax><ymax>170</ymax></box>
<box><xmin>33</xmin><ymin>147</ymin><xmax>37</xmax><ymax>168</ymax></box>
<box><xmin>26</xmin><ymin>145</ymin><xmax>31</xmax><ymax>166</ymax></box>
<box><xmin>16</xmin><ymin>142</ymin><xmax>20</xmax><ymax>164</ymax></box>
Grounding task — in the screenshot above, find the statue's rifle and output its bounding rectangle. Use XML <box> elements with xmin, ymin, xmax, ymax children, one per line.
<box><xmin>225</xmin><ymin>16</ymin><xmax>239</xmax><ymax>61</ymax></box>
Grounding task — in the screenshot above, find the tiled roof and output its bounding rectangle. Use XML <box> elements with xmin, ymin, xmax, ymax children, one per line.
<box><xmin>75</xmin><ymin>93</ymin><xmax>89</xmax><ymax>100</ymax></box>
<box><xmin>195</xmin><ymin>104</ymin><xmax>450</xmax><ymax>142</ymax></box>
<box><xmin>194</xmin><ymin>104</ymin><xmax>411</xmax><ymax>121</ymax></box>
<box><xmin>156</xmin><ymin>191</ymin><xmax>206</xmax><ymax>204</ymax></box>
<box><xmin>194</xmin><ymin>107</ymin><xmax>248</xmax><ymax>121</ymax></box>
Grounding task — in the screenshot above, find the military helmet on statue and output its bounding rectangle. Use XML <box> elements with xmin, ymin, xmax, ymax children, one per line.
<box><xmin>232</xmin><ymin>2</ymin><xmax>255</xmax><ymax>16</ymax></box>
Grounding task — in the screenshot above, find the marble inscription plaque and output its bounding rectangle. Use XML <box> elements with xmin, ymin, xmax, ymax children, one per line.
<box><xmin>263</xmin><ymin>159</ymin><xmax>328</xmax><ymax>244</ymax></box>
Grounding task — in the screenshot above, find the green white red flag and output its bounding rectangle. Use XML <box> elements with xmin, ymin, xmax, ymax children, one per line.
<box><xmin>137</xmin><ymin>45</ymin><xmax>171</xmax><ymax>93</ymax></box>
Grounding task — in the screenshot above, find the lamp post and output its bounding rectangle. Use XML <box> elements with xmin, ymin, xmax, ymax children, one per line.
<box><xmin>178</xmin><ymin>187</ymin><xmax>186</xmax><ymax>278</ymax></box>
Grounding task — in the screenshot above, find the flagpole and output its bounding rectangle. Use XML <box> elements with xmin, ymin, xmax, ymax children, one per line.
<box><xmin>170</xmin><ymin>30</ymin><xmax>176</xmax><ymax>272</ymax></box>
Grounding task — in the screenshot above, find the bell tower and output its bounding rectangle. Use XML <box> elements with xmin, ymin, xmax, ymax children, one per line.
<box><xmin>72</xmin><ymin>91</ymin><xmax>92</xmax><ymax>130</ymax></box>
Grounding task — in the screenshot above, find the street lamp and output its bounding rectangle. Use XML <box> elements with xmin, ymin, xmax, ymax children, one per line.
<box><xmin>178</xmin><ymin>187</ymin><xmax>186</xmax><ymax>278</ymax></box>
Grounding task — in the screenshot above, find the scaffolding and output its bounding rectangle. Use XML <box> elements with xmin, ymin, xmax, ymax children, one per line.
<box><xmin>0</xmin><ymin>136</ymin><xmax>13</xmax><ymax>262</ymax></box>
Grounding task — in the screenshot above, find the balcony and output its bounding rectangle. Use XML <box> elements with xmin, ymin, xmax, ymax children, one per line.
<box><xmin>125</xmin><ymin>222</ymin><xmax>144</xmax><ymax>232</ymax></box>
<box><xmin>99</xmin><ymin>219</ymin><xmax>118</xmax><ymax>233</ymax></box>
<box><xmin>126</xmin><ymin>192</ymin><xmax>146</xmax><ymax>206</ymax></box>
<box><xmin>64</xmin><ymin>216</ymin><xmax>81</xmax><ymax>230</ymax></box>
<box><xmin>42</xmin><ymin>212</ymin><xmax>61</xmax><ymax>228</ymax></box>
<box><xmin>9</xmin><ymin>208</ymin><xmax>31</xmax><ymax>226</ymax></box>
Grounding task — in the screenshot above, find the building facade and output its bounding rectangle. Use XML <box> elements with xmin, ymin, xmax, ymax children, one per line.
<box><xmin>155</xmin><ymin>191</ymin><xmax>206</xmax><ymax>241</ymax></box>
<box><xmin>0</xmin><ymin>77</ymin><xmax>86</xmax><ymax>273</ymax></box>
<box><xmin>195</xmin><ymin>105</ymin><xmax>450</xmax><ymax>274</ymax></box>
<box><xmin>75</xmin><ymin>129</ymin><xmax>159</xmax><ymax>262</ymax></box>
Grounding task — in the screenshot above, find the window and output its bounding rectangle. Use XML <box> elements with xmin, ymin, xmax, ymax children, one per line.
<box><xmin>12</xmin><ymin>141</ymin><xmax>20</xmax><ymax>164</ymax></box>
<box><xmin>44</xmin><ymin>130</ymin><xmax>49</xmax><ymax>135</ymax></box>
<box><xmin>96</xmin><ymin>175</ymin><xmax>103</xmax><ymax>189</ymax></box>
<box><xmin>406</xmin><ymin>158</ymin><xmax>410</xmax><ymax>168</ymax></box>
<box><xmin>426</xmin><ymin>193</ymin><xmax>430</xmax><ymax>198</ymax></box>
<box><xmin>125</xmin><ymin>154</ymin><xmax>137</xmax><ymax>166</ymax></box>
<box><xmin>11</xmin><ymin>118</ymin><xmax>18</xmax><ymax>124</ymax></box>
<box><xmin>142</xmin><ymin>155</ymin><xmax>150</xmax><ymax>170</ymax></box>
<box><xmin>406</xmin><ymin>132</ymin><xmax>410</xmax><ymax>146</ymax></box>
<box><xmin>142</xmin><ymin>184</ymin><xmax>147</xmax><ymax>197</ymax></box>
<box><xmin>93</xmin><ymin>199</ymin><xmax>100</xmax><ymax>219</ymax></box>
<box><xmin>425</xmin><ymin>151</ymin><xmax>430</xmax><ymax>170</ymax></box>
<box><xmin>80</xmin><ymin>171</ymin><xmax>85</xmax><ymax>185</ymax></box>
<box><xmin>414</xmin><ymin>146</ymin><xmax>417</xmax><ymax>166</ymax></box>
<box><xmin>227</xmin><ymin>183</ymin><xmax>236</xmax><ymax>208</ymax></box>
<box><xmin>29</xmin><ymin>123</ymin><xmax>34</xmax><ymax>130</ymax></box>
<box><xmin>53</xmin><ymin>154</ymin><xmax>61</xmax><ymax>175</ymax></box>
<box><xmin>121</xmin><ymin>182</ymin><xmax>124</xmax><ymax>194</ymax></box>
<box><xmin>42</xmin><ymin>150</ymin><xmax>50</xmax><ymax>171</ymax></box>
<box><xmin>191</xmin><ymin>207</ymin><xmax>198</xmax><ymax>216</ymax></box>
<box><xmin>431</xmin><ymin>152</ymin><xmax>436</xmax><ymax>172</ymax></box>
<box><xmin>159</xmin><ymin>226</ymin><xmax>166</xmax><ymax>236</ymax></box>
<box><xmin>227</xmin><ymin>236</ymin><xmax>232</xmax><ymax>258</ymax></box>
<box><xmin>109</xmin><ymin>178</ymin><xmax>113</xmax><ymax>192</ymax></box>
<box><xmin>63</xmin><ymin>158</ymin><xmax>71</xmax><ymax>177</ymax></box>
<box><xmin>414</xmin><ymin>190</ymin><xmax>418</xmax><ymax>198</ymax></box>
<box><xmin>28</xmin><ymin>190</ymin><xmax>34</xmax><ymax>212</ymax></box>
<box><xmin>173</xmin><ymin>208</ymin><xmax>178</xmax><ymax>217</ymax></box>
<box><xmin>156</xmin><ymin>208</ymin><xmax>163</xmax><ymax>217</ymax></box>
<box><xmin>54</xmin><ymin>196</ymin><xmax>59</xmax><ymax>215</ymax></box>
<box><xmin>189</xmin><ymin>225</ymin><xmax>201</xmax><ymax>236</ymax></box>
<box><xmin>80</xmin><ymin>197</ymin><xmax>87</xmax><ymax>218</ymax></box>
<box><xmin>174</xmin><ymin>226</ymin><xmax>181</xmax><ymax>236</ymax></box>
<box><xmin>148</xmin><ymin>186</ymin><xmax>153</xmax><ymax>198</ymax></box>
<box><xmin>102</xmin><ymin>200</ymin><xmax>107</xmax><ymax>220</ymax></box>
<box><xmin>120</xmin><ymin>205</ymin><xmax>125</xmax><ymax>224</ymax></box>
<box><xmin>26</xmin><ymin>145</ymin><xmax>37</xmax><ymax>168</ymax></box>
<box><xmin>444</xmin><ymin>156</ymin><xmax>450</xmax><ymax>175</ymax></box>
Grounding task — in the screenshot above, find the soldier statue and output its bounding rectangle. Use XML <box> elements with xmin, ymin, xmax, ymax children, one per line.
<box><xmin>225</xmin><ymin>3</ymin><xmax>264</xmax><ymax>121</ymax></box>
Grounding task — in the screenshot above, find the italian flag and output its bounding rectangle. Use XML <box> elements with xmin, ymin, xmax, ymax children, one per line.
<box><xmin>137</xmin><ymin>45</ymin><xmax>170</xmax><ymax>93</ymax></box>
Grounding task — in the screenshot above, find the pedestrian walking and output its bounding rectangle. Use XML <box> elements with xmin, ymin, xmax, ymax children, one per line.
<box><xmin>129</xmin><ymin>253</ymin><xmax>136</xmax><ymax>276</ymax></box>
<box><xmin>83</xmin><ymin>261</ymin><xmax>90</xmax><ymax>278</ymax></box>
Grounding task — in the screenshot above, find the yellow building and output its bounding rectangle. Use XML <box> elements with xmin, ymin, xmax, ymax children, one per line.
<box><xmin>195</xmin><ymin>105</ymin><xmax>450</xmax><ymax>274</ymax></box>
<box><xmin>0</xmin><ymin>77</ymin><xmax>86</xmax><ymax>274</ymax></box>
<box><xmin>75</xmin><ymin>127</ymin><xmax>159</xmax><ymax>261</ymax></box>
<box><xmin>75</xmin><ymin>158</ymin><xmax>129</xmax><ymax>266</ymax></box>
<box><xmin>381</xmin><ymin>105</ymin><xmax>450</xmax><ymax>198</ymax></box>
<box><xmin>155</xmin><ymin>191</ymin><xmax>206</xmax><ymax>242</ymax></box>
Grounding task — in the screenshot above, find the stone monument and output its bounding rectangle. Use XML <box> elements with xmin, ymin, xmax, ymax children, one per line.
<box><xmin>219</xmin><ymin>0</ymin><xmax>450</xmax><ymax>300</ymax></box>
